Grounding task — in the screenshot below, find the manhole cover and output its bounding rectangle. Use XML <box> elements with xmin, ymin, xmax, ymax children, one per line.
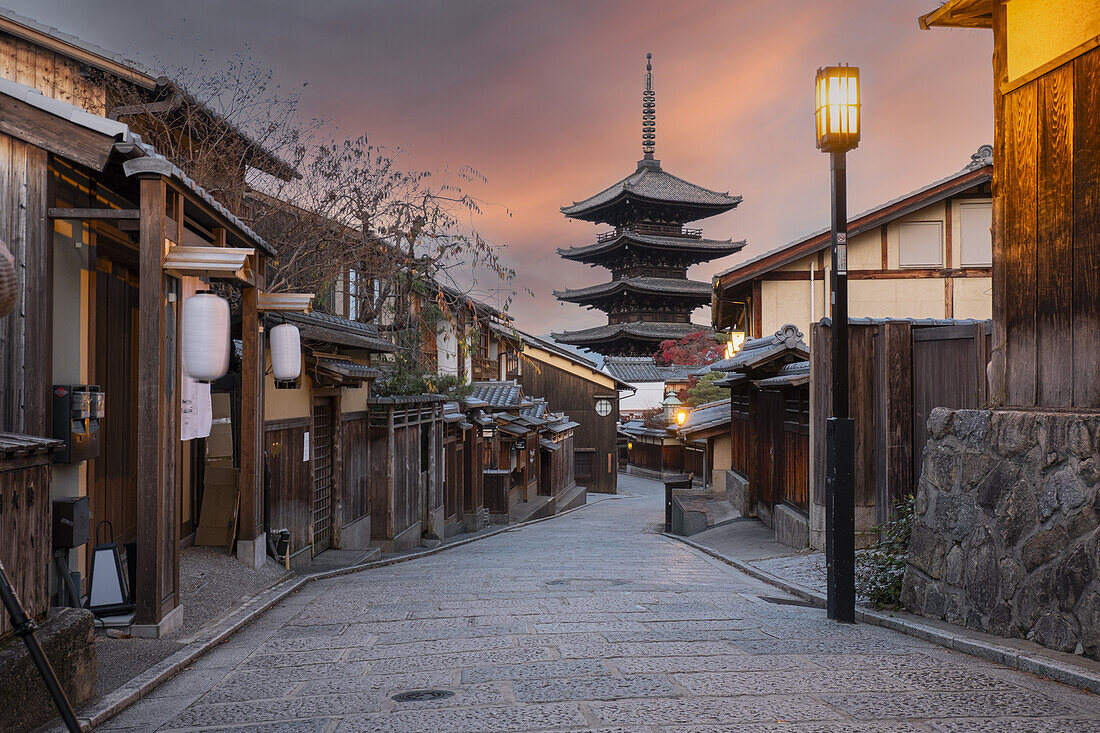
<box><xmin>391</xmin><ymin>689</ymin><xmax>455</xmax><ymax>702</ymax></box>
<box><xmin>759</xmin><ymin>595</ymin><xmax>817</xmax><ymax>608</ymax></box>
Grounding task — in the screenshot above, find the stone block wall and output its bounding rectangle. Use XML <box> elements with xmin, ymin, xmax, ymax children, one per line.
<box><xmin>901</xmin><ymin>408</ymin><xmax>1100</xmax><ymax>659</ymax></box>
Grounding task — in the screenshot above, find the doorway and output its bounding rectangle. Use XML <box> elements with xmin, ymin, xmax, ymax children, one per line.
<box><xmin>311</xmin><ymin>398</ymin><xmax>335</xmax><ymax>554</ymax></box>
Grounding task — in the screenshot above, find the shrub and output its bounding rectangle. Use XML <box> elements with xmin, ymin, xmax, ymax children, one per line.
<box><xmin>855</xmin><ymin>494</ymin><xmax>914</xmax><ymax>608</ymax></box>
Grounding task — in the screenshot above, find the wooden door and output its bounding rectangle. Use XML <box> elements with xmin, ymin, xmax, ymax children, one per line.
<box><xmin>90</xmin><ymin>257</ymin><xmax>139</xmax><ymax>559</ymax></box>
<box><xmin>311</xmin><ymin>399</ymin><xmax>335</xmax><ymax>554</ymax></box>
<box><xmin>753</xmin><ymin>390</ymin><xmax>785</xmax><ymax>510</ymax></box>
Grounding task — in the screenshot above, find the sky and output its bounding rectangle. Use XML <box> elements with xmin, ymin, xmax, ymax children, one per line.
<box><xmin>10</xmin><ymin>0</ymin><xmax>993</xmax><ymax>336</ymax></box>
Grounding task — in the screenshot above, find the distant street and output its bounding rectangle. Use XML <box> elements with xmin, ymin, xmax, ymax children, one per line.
<box><xmin>93</xmin><ymin>475</ymin><xmax>1099</xmax><ymax>732</ymax></box>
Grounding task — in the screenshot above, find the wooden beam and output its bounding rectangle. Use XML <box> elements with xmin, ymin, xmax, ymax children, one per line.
<box><xmin>238</xmin><ymin>255</ymin><xmax>264</xmax><ymax>560</ymax></box>
<box><xmin>0</xmin><ymin>95</ymin><xmax>117</xmax><ymax>171</ymax></box>
<box><xmin>48</xmin><ymin>207</ymin><xmax>140</xmax><ymax>220</ymax></box>
<box><xmin>880</xmin><ymin>225</ymin><xmax>889</xmax><ymax>270</ymax></box>
<box><xmin>136</xmin><ymin>175</ymin><xmax>178</xmax><ymax>627</ymax></box>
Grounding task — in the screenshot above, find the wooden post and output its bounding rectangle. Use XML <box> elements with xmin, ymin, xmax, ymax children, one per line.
<box><xmin>237</xmin><ymin>254</ymin><xmax>265</xmax><ymax>567</ymax></box>
<box><xmin>134</xmin><ymin>176</ymin><xmax>180</xmax><ymax>635</ymax></box>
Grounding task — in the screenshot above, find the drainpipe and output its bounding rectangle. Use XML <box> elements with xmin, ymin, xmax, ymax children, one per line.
<box><xmin>108</xmin><ymin>78</ymin><xmax>183</xmax><ymax>120</ymax></box>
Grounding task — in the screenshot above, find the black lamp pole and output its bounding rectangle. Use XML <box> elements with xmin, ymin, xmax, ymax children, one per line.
<box><xmin>816</xmin><ymin>64</ymin><xmax>859</xmax><ymax>624</ymax></box>
<box><xmin>826</xmin><ymin>148</ymin><xmax>856</xmax><ymax>623</ymax></box>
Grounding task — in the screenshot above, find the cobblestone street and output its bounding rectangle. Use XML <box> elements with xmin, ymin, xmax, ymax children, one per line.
<box><xmin>94</xmin><ymin>475</ymin><xmax>1100</xmax><ymax>732</ymax></box>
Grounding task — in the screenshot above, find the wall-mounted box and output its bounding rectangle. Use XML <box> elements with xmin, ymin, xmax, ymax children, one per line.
<box><xmin>52</xmin><ymin>384</ymin><xmax>103</xmax><ymax>464</ymax></box>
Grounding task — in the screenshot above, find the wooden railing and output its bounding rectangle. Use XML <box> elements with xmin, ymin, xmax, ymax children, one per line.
<box><xmin>596</xmin><ymin>225</ymin><xmax>705</xmax><ymax>243</ymax></box>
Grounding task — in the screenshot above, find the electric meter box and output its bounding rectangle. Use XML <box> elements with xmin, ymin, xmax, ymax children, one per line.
<box><xmin>52</xmin><ymin>384</ymin><xmax>104</xmax><ymax>464</ymax></box>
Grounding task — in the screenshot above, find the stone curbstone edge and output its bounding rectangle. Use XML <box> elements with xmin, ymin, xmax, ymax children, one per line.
<box><xmin>662</xmin><ymin>531</ymin><xmax>1100</xmax><ymax>696</ymax></box>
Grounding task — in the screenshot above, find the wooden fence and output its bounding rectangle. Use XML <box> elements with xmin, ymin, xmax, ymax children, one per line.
<box><xmin>0</xmin><ymin>437</ymin><xmax>57</xmax><ymax>639</ymax></box>
<box><xmin>811</xmin><ymin>319</ymin><xmax>991</xmax><ymax>526</ymax></box>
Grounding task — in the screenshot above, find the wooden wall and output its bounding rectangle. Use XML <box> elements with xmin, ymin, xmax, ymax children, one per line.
<box><xmin>0</xmin><ymin>453</ymin><xmax>51</xmax><ymax>639</ymax></box>
<box><xmin>519</xmin><ymin>354</ymin><xmax>618</xmax><ymax>493</ymax></box>
<box><xmin>995</xmin><ymin>39</ymin><xmax>1100</xmax><ymax>408</ymax></box>
<box><xmin>812</xmin><ymin>320</ymin><xmax>990</xmax><ymax>525</ymax></box>
<box><xmin>0</xmin><ymin>135</ymin><xmax>49</xmax><ymax>436</ymax></box>
<box><xmin>0</xmin><ymin>31</ymin><xmax>107</xmax><ymax>114</ymax></box>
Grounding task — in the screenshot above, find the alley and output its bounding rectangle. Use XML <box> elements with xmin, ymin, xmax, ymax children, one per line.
<box><xmin>93</xmin><ymin>475</ymin><xmax>1099</xmax><ymax>733</ymax></box>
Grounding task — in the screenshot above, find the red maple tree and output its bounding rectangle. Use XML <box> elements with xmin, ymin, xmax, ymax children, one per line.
<box><xmin>654</xmin><ymin>331</ymin><xmax>723</xmax><ymax>366</ymax></box>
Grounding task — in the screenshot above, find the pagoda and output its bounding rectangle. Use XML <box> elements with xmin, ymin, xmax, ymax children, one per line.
<box><xmin>552</xmin><ymin>54</ymin><xmax>745</xmax><ymax>358</ymax></box>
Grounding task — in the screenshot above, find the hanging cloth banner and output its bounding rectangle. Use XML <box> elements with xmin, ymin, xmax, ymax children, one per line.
<box><xmin>180</xmin><ymin>276</ymin><xmax>213</xmax><ymax>440</ymax></box>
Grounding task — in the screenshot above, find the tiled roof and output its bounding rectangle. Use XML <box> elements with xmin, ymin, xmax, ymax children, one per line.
<box><xmin>562</xmin><ymin>160</ymin><xmax>741</xmax><ymax>217</ymax></box>
<box><xmin>520</xmin><ymin>401</ymin><xmax>549</xmax><ymax>419</ymax></box>
<box><xmin>470</xmin><ymin>381</ymin><xmax>524</xmax><ymax>409</ymax></box>
<box><xmin>311</xmin><ymin>356</ymin><xmax>381</xmax><ymax>381</ymax></box>
<box><xmin>755</xmin><ymin>361</ymin><xmax>810</xmax><ymax>388</ymax></box>
<box><xmin>276</xmin><ymin>311</ymin><xmax>396</xmax><ymax>353</ymax></box>
<box><xmin>714</xmin><ymin>147</ymin><xmax>993</xmax><ymax>283</ymax></box>
<box><xmin>554</xmin><ymin>277</ymin><xmax>712</xmax><ymax>303</ymax></box>
<box><xmin>553</xmin><ymin>321</ymin><xmax>708</xmax><ymax>346</ymax></box>
<box><xmin>677</xmin><ymin>398</ymin><xmax>731</xmax><ymax>438</ymax></box>
<box><xmin>558</xmin><ymin>231</ymin><xmax>745</xmax><ymax>262</ymax></box>
<box><xmin>707</xmin><ymin>324</ymin><xmax>807</xmax><ymax>373</ymax></box>
<box><xmin>604</xmin><ymin>357</ymin><xmax>663</xmax><ymax>382</ymax></box>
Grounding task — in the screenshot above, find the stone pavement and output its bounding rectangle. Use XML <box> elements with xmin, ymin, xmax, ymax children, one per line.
<box><xmin>86</xmin><ymin>474</ymin><xmax>1099</xmax><ymax>733</ymax></box>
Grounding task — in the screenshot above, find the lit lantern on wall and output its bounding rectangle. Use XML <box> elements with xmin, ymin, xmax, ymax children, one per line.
<box><xmin>182</xmin><ymin>291</ymin><xmax>231</xmax><ymax>382</ymax></box>
<box><xmin>724</xmin><ymin>331</ymin><xmax>746</xmax><ymax>360</ymax></box>
<box><xmin>269</xmin><ymin>322</ymin><xmax>302</xmax><ymax>381</ymax></box>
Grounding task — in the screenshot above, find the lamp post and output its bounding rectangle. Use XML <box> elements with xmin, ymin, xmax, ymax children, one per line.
<box><xmin>815</xmin><ymin>64</ymin><xmax>860</xmax><ymax>623</ymax></box>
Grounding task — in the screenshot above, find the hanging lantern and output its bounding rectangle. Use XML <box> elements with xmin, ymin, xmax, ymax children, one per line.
<box><xmin>182</xmin><ymin>291</ymin><xmax>231</xmax><ymax>382</ymax></box>
<box><xmin>85</xmin><ymin>521</ymin><xmax>133</xmax><ymax>617</ymax></box>
<box><xmin>270</xmin><ymin>323</ymin><xmax>302</xmax><ymax>381</ymax></box>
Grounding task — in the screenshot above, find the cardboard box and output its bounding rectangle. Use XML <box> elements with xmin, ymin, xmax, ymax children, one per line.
<box><xmin>195</xmin><ymin>466</ymin><xmax>239</xmax><ymax>548</ymax></box>
<box><xmin>207</xmin><ymin>393</ymin><xmax>233</xmax><ymax>459</ymax></box>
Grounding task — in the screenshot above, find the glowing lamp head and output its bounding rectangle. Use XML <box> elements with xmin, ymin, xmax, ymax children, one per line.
<box><xmin>724</xmin><ymin>332</ymin><xmax>746</xmax><ymax>360</ymax></box>
<box><xmin>676</xmin><ymin>409</ymin><xmax>688</xmax><ymax>426</ymax></box>
<box><xmin>815</xmin><ymin>65</ymin><xmax>860</xmax><ymax>153</ymax></box>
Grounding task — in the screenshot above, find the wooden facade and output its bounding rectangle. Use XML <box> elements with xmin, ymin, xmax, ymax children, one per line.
<box><xmin>365</xmin><ymin>396</ymin><xmax>445</xmax><ymax>551</ymax></box>
<box><xmin>0</xmin><ymin>71</ymin><xmax>272</xmax><ymax>634</ymax></box>
<box><xmin>517</xmin><ymin>334</ymin><xmax>625</xmax><ymax>494</ymax></box>
<box><xmin>919</xmin><ymin>1</ymin><xmax>1100</xmax><ymax>409</ymax></box>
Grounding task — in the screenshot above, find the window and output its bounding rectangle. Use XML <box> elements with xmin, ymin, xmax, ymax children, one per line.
<box><xmin>575</xmin><ymin>449</ymin><xmax>594</xmax><ymax>478</ymax></box>
<box><xmin>898</xmin><ymin>221</ymin><xmax>943</xmax><ymax>268</ymax></box>
<box><xmin>959</xmin><ymin>202</ymin><xmax>992</xmax><ymax>267</ymax></box>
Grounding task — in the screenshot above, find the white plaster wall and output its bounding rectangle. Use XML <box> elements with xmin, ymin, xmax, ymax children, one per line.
<box><xmin>620</xmin><ymin>381</ymin><xmax>666</xmax><ymax>412</ymax></box>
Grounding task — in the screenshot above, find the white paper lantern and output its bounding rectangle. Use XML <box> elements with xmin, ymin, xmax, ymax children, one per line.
<box><xmin>182</xmin><ymin>291</ymin><xmax>231</xmax><ymax>382</ymax></box>
<box><xmin>270</xmin><ymin>323</ymin><xmax>302</xmax><ymax>381</ymax></box>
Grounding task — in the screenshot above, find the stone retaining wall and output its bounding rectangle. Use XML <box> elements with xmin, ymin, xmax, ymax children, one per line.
<box><xmin>901</xmin><ymin>408</ymin><xmax>1100</xmax><ymax>660</ymax></box>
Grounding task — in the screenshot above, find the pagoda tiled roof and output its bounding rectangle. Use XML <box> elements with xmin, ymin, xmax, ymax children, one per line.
<box><xmin>552</xmin><ymin>321</ymin><xmax>709</xmax><ymax>346</ymax></box>
<box><xmin>561</xmin><ymin>159</ymin><xmax>741</xmax><ymax>220</ymax></box>
<box><xmin>558</xmin><ymin>230</ymin><xmax>746</xmax><ymax>263</ymax></box>
<box><xmin>554</xmin><ymin>277</ymin><xmax>712</xmax><ymax>303</ymax></box>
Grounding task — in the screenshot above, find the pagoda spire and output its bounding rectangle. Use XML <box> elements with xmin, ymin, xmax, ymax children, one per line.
<box><xmin>642</xmin><ymin>53</ymin><xmax>656</xmax><ymax>160</ymax></box>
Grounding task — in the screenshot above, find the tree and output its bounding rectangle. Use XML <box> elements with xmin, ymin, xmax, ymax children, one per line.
<box><xmin>683</xmin><ymin>371</ymin><xmax>726</xmax><ymax>407</ymax></box>
<box><xmin>104</xmin><ymin>50</ymin><xmax>520</xmax><ymax>368</ymax></box>
<box><xmin>654</xmin><ymin>331</ymin><xmax>722</xmax><ymax>366</ymax></box>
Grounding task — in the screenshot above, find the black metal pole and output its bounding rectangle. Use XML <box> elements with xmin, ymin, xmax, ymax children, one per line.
<box><xmin>0</xmin><ymin>558</ymin><xmax>82</xmax><ymax>732</ymax></box>
<box><xmin>826</xmin><ymin>149</ymin><xmax>856</xmax><ymax>623</ymax></box>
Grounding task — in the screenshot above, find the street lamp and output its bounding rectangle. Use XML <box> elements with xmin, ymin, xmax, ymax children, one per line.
<box><xmin>816</xmin><ymin>64</ymin><xmax>860</xmax><ymax>624</ymax></box>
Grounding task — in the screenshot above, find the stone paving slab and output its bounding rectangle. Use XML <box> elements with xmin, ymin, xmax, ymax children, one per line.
<box><xmin>85</xmin><ymin>474</ymin><xmax>1100</xmax><ymax>733</ymax></box>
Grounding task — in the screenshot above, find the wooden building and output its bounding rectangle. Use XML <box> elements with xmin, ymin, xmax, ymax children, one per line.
<box><xmin>0</xmin><ymin>77</ymin><xmax>275</xmax><ymax>636</ymax></box>
<box><xmin>512</xmin><ymin>330</ymin><xmax>628</xmax><ymax>494</ymax></box>
<box><xmin>713</xmin><ymin>148</ymin><xmax>994</xmax><ymax>342</ymax></box>
<box><xmin>708</xmin><ymin>325</ymin><xmax>810</xmax><ymax>546</ymax></box>
<box><xmin>675</xmin><ymin>398</ymin><xmax>733</xmax><ymax>491</ymax></box>
<box><xmin>554</xmin><ymin>55</ymin><xmax>744</xmax><ymax>357</ymax></box>
<box><xmin>365</xmin><ymin>395</ymin><xmax>446</xmax><ymax>551</ymax></box>
<box><xmin>261</xmin><ymin>310</ymin><xmax>394</xmax><ymax>568</ymax></box>
<box><xmin>921</xmin><ymin>0</ymin><xmax>1100</xmax><ymax>410</ymax></box>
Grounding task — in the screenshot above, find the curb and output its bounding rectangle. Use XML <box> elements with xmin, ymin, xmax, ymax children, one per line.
<box><xmin>72</xmin><ymin>492</ymin><xmax>621</xmax><ymax>730</ymax></box>
<box><xmin>663</xmin><ymin>532</ymin><xmax>1100</xmax><ymax>696</ymax></box>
